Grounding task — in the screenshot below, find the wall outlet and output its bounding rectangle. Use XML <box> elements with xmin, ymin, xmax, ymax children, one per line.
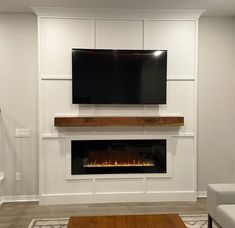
<box><xmin>15</xmin><ymin>172</ymin><xmax>21</xmax><ymax>181</ymax></box>
<box><xmin>15</xmin><ymin>128</ymin><xmax>30</xmax><ymax>138</ymax></box>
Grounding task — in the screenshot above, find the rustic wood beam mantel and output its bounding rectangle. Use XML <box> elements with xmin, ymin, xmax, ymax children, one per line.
<box><xmin>54</xmin><ymin>116</ymin><xmax>184</xmax><ymax>127</ymax></box>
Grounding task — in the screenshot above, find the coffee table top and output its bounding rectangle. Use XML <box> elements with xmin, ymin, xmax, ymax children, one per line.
<box><xmin>68</xmin><ymin>214</ymin><xmax>186</xmax><ymax>228</ymax></box>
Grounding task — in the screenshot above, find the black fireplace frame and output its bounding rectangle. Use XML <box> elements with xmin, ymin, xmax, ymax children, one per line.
<box><xmin>71</xmin><ymin>139</ymin><xmax>167</xmax><ymax>175</ymax></box>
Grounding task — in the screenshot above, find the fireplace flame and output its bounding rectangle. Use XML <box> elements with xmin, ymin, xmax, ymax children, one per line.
<box><xmin>84</xmin><ymin>160</ymin><xmax>155</xmax><ymax>167</ymax></box>
<box><xmin>83</xmin><ymin>150</ymin><xmax>155</xmax><ymax>168</ymax></box>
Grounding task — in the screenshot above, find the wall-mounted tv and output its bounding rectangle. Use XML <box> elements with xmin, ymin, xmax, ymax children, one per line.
<box><xmin>72</xmin><ymin>49</ymin><xmax>167</xmax><ymax>104</ymax></box>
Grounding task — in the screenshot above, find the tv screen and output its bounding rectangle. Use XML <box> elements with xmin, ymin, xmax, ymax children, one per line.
<box><xmin>72</xmin><ymin>49</ymin><xmax>167</xmax><ymax>104</ymax></box>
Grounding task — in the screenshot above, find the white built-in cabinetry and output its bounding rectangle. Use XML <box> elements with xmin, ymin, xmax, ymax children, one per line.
<box><xmin>34</xmin><ymin>8</ymin><xmax>204</xmax><ymax>205</ymax></box>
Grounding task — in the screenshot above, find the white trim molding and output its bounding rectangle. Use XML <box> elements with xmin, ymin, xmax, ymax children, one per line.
<box><xmin>0</xmin><ymin>195</ymin><xmax>39</xmax><ymax>205</ymax></box>
<box><xmin>41</xmin><ymin>74</ymin><xmax>72</xmax><ymax>80</ymax></box>
<box><xmin>66</xmin><ymin>134</ymin><xmax>172</xmax><ymax>180</ymax></box>
<box><xmin>32</xmin><ymin>8</ymin><xmax>205</xmax><ymax>20</ymax></box>
<box><xmin>40</xmin><ymin>191</ymin><xmax>196</xmax><ymax>205</ymax></box>
<box><xmin>41</xmin><ymin>132</ymin><xmax>195</xmax><ymax>139</ymax></box>
<box><xmin>167</xmin><ymin>76</ymin><xmax>196</xmax><ymax>81</ymax></box>
<box><xmin>41</xmin><ymin>134</ymin><xmax>67</xmax><ymax>139</ymax></box>
<box><xmin>0</xmin><ymin>192</ymin><xmax>205</xmax><ymax>205</ymax></box>
<box><xmin>197</xmin><ymin>191</ymin><xmax>207</xmax><ymax>198</ymax></box>
<box><xmin>41</xmin><ymin>74</ymin><xmax>196</xmax><ymax>81</ymax></box>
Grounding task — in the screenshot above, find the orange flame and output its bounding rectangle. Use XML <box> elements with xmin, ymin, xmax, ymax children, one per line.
<box><xmin>83</xmin><ymin>150</ymin><xmax>155</xmax><ymax>168</ymax></box>
<box><xmin>84</xmin><ymin>160</ymin><xmax>154</xmax><ymax>167</ymax></box>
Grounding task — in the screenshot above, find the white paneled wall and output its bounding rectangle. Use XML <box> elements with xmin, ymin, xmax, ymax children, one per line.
<box><xmin>36</xmin><ymin>9</ymin><xmax>203</xmax><ymax>204</ymax></box>
<box><xmin>96</xmin><ymin>20</ymin><xmax>143</xmax><ymax>49</ymax></box>
<box><xmin>41</xmin><ymin>80</ymin><xmax>195</xmax><ymax>135</ymax></box>
<box><xmin>40</xmin><ymin>18</ymin><xmax>93</xmax><ymax>77</ymax></box>
<box><xmin>41</xmin><ymin>80</ymin><xmax>78</xmax><ymax>133</ymax></box>
<box><xmin>147</xmin><ymin>20</ymin><xmax>196</xmax><ymax>77</ymax></box>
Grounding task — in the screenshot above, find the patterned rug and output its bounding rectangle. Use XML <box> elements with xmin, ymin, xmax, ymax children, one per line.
<box><xmin>28</xmin><ymin>214</ymin><xmax>217</xmax><ymax>228</ymax></box>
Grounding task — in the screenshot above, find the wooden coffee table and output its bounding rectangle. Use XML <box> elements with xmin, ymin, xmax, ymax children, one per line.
<box><xmin>68</xmin><ymin>214</ymin><xmax>186</xmax><ymax>228</ymax></box>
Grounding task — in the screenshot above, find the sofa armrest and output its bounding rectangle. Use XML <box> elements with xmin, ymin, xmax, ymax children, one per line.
<box><xmin>207</xmin><ymin>184</ymin><xmax>235</xmax><ymax>218</ymax></box>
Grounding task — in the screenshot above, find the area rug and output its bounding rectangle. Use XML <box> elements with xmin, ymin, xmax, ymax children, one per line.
<box><xmin>28</xmin><ymin>214</ymin><xmax>217</xmax><ymax>228</ymax></box>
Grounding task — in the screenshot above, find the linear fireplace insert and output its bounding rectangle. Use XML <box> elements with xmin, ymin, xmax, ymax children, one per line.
<box><xmin>71</xmin><ymin>139</ymin><xmax>166</xmax><ymax>175</ymax></box>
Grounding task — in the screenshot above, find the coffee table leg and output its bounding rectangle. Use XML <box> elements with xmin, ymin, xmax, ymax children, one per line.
<box><xmin>208</xmin><ymin>214</ymin><xmax>212</xmax><ymax>228</ymax></box>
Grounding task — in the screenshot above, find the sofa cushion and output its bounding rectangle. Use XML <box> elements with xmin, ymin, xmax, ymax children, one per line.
<box><xmin>207</xmin><ymin>184</ymin><xmax>235</xmax><ymax>218</ymax></box>
<box><xmin>216</xmin><ymin>205</ymin><xmax>235</xmax><ymax>228</ymax></box>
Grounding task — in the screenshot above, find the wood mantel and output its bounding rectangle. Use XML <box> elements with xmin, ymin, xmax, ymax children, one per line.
<box><xmin>54</xmin><ymin>116</ymin><xmax>184</xmax><ymax>127</ymax></box>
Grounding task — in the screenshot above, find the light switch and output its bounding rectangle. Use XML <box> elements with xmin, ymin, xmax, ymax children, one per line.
<box><xmin>15</xmin><ymin>172</ymin><xmax>21</xmax><ymax>181</ymax></box>
<box><xmin>15</xmin><ymin>128</ymin><xmax>30</xmax><ymax>138</ymax></box>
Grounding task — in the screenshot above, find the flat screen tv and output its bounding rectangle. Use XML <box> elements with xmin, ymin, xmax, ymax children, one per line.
<box><xmin>72</xmin><ymin>49</ymin><xmax>167</xmax><ymax>104</ymax></box>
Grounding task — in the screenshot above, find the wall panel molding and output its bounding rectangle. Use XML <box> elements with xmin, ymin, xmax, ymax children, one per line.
<box><xmin>41</xmin><ymin>132</ymin><xmax>194</xmax><ymax>139</ymax></box>
<box><xmin>36</xmin><ymin>8</ymin><xmax>203</xmax><ymax>204</ymax></box>
<box><xmin>33</xmin><ymin>8</ymin><xmax>205</xmax><ymax>20</ymax></box>
<box><xmin>40</xmin><ymin>191</ymin><xmax>196</xmax><ymax>205</ymax></box>
<box><xmin>41</xmin><ymin>75</ymin><xmax>72</xmax><ymax>80</ymax></box>
<box><xmin>1</xmin><ymin>195</ymin><xmax>39</xmax><ymax>204</ymax></box>
<box><xmin>41</xmin><ymin>74</ymin><xmax>196</xmax><ymax>81</ymax></box>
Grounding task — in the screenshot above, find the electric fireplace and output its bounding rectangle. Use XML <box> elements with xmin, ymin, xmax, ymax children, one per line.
<box><xmin>71</xmin><ymin>139</ymin><xmax>166</xmax><ymax>175</ymax></box>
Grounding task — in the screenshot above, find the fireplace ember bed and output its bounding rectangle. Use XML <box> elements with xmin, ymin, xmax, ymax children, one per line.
<box><xmin>71</xmin><ymin>139</ymin><xmax>167</xmax><ymax>175</ymax></box>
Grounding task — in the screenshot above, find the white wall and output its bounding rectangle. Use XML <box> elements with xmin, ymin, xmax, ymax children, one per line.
<box><xmin>0</xmin><ymin>13</ymin><xmax>235</xmax><ymax>199</ymax></box>
<box><xmin>198</xmin><ymin>17</ymin><xmax>235</xmax><ymax>191</ymax></box>
<box><xmin>0</xmin><ymin>13</ymin><xmax>38</xmax><ymax>196</ymax></box>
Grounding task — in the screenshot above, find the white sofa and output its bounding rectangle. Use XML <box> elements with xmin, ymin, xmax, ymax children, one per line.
<box><xmin>207</xmin><ymin>184</ymin><xmax>235</xmax><ymax>228</ymax></box>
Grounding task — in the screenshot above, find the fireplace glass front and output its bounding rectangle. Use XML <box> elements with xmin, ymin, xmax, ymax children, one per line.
<box><xmin>71</xmin><ymin>139</ymin><xmax>166</xmax><ymax>175</ymax></box>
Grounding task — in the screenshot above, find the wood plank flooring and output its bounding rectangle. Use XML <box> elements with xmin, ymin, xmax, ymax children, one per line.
<box><xmin>0</xmin><ymin>199</ymin><xmax>207</xmax><ymax>228</ymax></box>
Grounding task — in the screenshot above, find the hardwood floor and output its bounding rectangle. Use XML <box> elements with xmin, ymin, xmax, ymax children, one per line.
<box><xmin>0</xmin><ymin>199</ymin><xmax>207</xmax><ymax>228</ymax></box>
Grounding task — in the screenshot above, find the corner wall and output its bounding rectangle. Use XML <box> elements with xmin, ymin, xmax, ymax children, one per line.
<box><xmin>198</xmin><ymin>16</ymin><xmax>235</xmax><ymax>192</ymax></box>
<box><xmin>0</xmin><ymin>13</ymin><xmax>38</xmax><ymax>197</ymax></box>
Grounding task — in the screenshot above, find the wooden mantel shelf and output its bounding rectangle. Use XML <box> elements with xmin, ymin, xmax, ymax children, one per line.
<box><xmin>54</xmin><ymin>116</ymin><xmax>184</xmax><ymax>127</ymax></box>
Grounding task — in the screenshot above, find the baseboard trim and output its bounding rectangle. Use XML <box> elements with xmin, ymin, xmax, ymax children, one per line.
<box><xmin>0</xmin><ymin>195</ymin><xmax>39</xmax><ymax>204</ymax></box>
<box><xmin>197</xmin><ymin>191</ymin><xmax>207</xmax><ymax>198</ymax></box>
<box><xmin>0</xmin><ymin>192</ymin><xmax>205</xmax><ymax>205</ymax></box>
<box><xmin>40</xmin><ymin>191</ymin><xmax>197</xmax><ymax>205</ymax></box>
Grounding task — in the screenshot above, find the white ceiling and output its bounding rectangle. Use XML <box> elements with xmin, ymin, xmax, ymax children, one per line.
<box><xmin>0</xmin><ymin>0</ymin><xmax>235</xmax><ymax>16</ymax></box>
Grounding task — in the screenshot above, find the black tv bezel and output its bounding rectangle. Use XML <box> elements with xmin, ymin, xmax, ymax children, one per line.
<box><xmin>72</xmin><ymin>48</ymin><xmax>167</xmax><ymax>105</ymax></box>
